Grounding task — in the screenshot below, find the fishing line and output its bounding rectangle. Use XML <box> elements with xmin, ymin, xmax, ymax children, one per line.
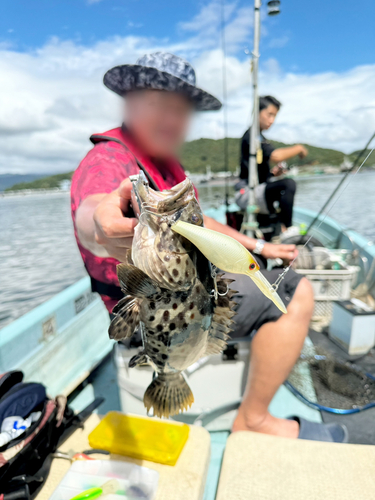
<box><xmin>301</xmin><ymin>129</ymin><xmax>375</xmax><ymax>242</ymax></box>
<box><xmin>220</xmin><ymin>0</ymin><xmax>230</xmax><ymax>209</ymax></box>
<box><xmin>138</xmin><ymin>204</ymin><xmax>166</xmax><ymax>225</ymax></box>
<box><xmin>272</xmin><ymin>147</ymin><xmax>375</xmax><ymax>291</ymax></box>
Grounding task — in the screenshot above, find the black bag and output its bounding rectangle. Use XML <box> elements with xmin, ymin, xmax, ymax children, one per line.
<box><xmin>0</xmin><ymin>371</ymin><xmax>103</xmax><ymax>499</ymax></box>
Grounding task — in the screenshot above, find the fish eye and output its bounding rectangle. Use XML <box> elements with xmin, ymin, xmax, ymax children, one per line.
<box><xmin>191</xmin><ymin>213</ymin><xmax>202</xmax><ymax>224</ymax></box>
<box><xmin>249</xmin><ymin>263</ymin><xmax>256</xmax><ymax>270</ymax></box>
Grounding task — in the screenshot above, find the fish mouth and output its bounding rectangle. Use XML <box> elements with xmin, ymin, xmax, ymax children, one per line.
<box><xmin>131</xmin><ymin>173</ymin><xmax>196</xmax><ymax>216</ymax></box>
<box><xmin>155</xmin><ymin>179</ymin><xmax>194</xmax><ymax>213</ymax></box>
<box><xmin>248</xmin><ymin>270</ymin><xmax>287</xmax><ymax>314</ymax></box>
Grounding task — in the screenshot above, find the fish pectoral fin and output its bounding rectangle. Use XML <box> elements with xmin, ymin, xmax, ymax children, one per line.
<box><xmin>112</xmin><ymin>295</ymin><xmax>134</xmax><ymax>315</ymax></box>
<box><xmin>109</xmin><ymin>297</ymin><xmax>140</xmax><ymax>340</ymax></box>
<box><xmin>117</xmin><ymin>264</ymin><xmax>160</xmax><ymax>298</ymax></box>
<box><xmin>129</xmin><ymin>351</ymin><xmax>148</xmax><ymax>368</ymax></box>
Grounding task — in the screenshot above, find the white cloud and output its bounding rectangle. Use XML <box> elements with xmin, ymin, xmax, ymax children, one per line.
<box><xmin>0</xmin><ymin>0</ymin><xmax>374</xmax><ymax>175</ymax></box>
<box><xmin>268</xmin><ymin>34</ymin><xmax>289</xmax><ymax>49</ymax></box>
<box><xmin>128</xmin><ymin>21</ymin><xmax>144</xmax><ymax>29</ymax></box>
<box><xmin>178</xmin><ymin>0</ymin><xmax>253</xmax><ymax>55</ymax></box>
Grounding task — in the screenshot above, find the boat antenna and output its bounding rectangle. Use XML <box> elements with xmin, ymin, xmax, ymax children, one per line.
<box><xmin>300</xmin><ymin>129</ymin><xmax>375</xmax><ymax>242</ymax></box>
<box><xmin>220</xmin><ymin>0</ymin><xmax>230</xmax><ymax>209</ymax></box>
<box><xmin>244</xmin><ymin>0</ymin><xmax>262</xmax><ymax>238</ymax></box>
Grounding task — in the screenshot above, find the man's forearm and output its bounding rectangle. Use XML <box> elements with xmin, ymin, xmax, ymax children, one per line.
<box><xmin>270</xmin><ymin>145</ymin><xmax>302</xmax><ymax>163</ymax></box>
<box><xmin>203</xmin><ymin>215</ymin><xmax>257</xmax><ymax>250</ymax></box>
<box><xmin>75</xmin><ymin>194</ymin><xmax>109</xmax><ymax>257</ymax></box>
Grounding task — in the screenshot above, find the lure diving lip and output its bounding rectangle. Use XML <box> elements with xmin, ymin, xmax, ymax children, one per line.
<box><xmin>171</xmin><ymin>220</ymin><xmax>287</xmax><ymax>314</ymax></box>
<box><xmin>249</xmin><ymin>269</ymin><xmax>287</xmax><ymax>314</ymax></box>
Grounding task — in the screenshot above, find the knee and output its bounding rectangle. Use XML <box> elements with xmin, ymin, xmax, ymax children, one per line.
<box><xmin>283</xmin><ymin>178</ymin><xmax>296</xmax><ymax>194</ymax></box>
<box><xmin>289</xmin><ymin>277</ymin><xmax>314</xmax><ymax>319</ymax></box>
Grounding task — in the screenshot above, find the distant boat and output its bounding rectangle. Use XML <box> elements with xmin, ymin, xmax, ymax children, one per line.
<box><xmin>340</xmin><ymin>156</ymin><xmax>353</xmax><ymax>172</ymax></box>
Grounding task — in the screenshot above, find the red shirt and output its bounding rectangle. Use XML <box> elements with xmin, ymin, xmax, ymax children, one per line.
<box><xmin>71</xmin><ymin>127</ymin><xmax>189</xmax><ymax>312</ymax></box>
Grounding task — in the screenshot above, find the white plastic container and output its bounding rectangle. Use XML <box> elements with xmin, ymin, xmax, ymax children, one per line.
<box><xmin>49</xmin><ymin>460</ymin><xmax>159</xmax><ymax>500</ymax></box>
<box><xmin>329</xmin><ymin>299</ymin><xmax>375</xmax><ymax>355</ymax></box>
<box><xmin>295</xmin><ymin>264</ymin><xmax>359</xmax><ymax>325</ymax></box>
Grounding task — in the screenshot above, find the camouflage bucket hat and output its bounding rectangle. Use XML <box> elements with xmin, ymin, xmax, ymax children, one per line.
<box><xmin>103</xmin><ymin>52</ymin><xmax>222</xmax><ymax>112</ymax></box>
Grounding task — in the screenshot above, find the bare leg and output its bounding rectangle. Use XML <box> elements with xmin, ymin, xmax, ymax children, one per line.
<box><xmin>232</xmin><ymin>277</ymin><xmax>314</xmax><ymax>438</ymax></box>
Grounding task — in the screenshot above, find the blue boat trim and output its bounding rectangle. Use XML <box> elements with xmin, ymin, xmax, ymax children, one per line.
<box><xmin>0</xmin><ymin>277</ymin><xmax>112</xmax><ymax>396</ymax></box>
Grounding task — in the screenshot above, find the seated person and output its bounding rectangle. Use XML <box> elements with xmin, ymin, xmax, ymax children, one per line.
<box><xmin>240</xmin><ymin>95</ymin><xmax>308</xmax><ymax>230</ymax></box>
<box><xmin>71</xmin><ymin>53</ymin><xmax>346</xmax><ymax>442</ymax></box>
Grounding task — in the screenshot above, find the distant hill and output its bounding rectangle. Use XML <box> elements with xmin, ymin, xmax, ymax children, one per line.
<box><xmin>4</xmin><ymin>172</ymin><xmax>74</xmax><ymax>192</ymax></box>
<box><xmin>0</xmin><ymin>173</ymin><xmax>48</xmax><ymax>192</ymax></box>
<box><xmin>348</xmin><ymin>148</ymin><xmax>374</xmax><ymax>166</ymax></box>
<box><xmin>181</xmin><ymin>138</ymin><xmax>373</xmax><ymax>173</ymax></box>
<box><xmin>269</xmin><ymin>140</ymin><xmax>346</xmax><ymax>167</ymax></box>
<box><xmin>4</xmin><ymin>138</ymin><xmax>374</xmax><ymax>191</ymax></box>
<box><xmin>181</xmin><ymin>137</ymin><xmax>241</xmax><ymax>173</ymax></box>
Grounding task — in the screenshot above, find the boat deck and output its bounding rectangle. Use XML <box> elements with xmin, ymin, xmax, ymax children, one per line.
<box><xmin>309</xmin><ymin>328</ymin><xmax>375</xmax><ymax>445</ymax></box>
<box><xmin>69</xmin><ymin>337</ymin><xmax>324</xmax><ymax>500</ymax></box>
<box><xmin>67</xmin><ymin>323</ymin><xmax>375</xmax><ymax>500</ymax></box>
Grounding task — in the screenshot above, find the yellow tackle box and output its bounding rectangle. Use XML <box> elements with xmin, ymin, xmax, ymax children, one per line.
<box><xmin>88</xmin><ymin>412</ymin><xmax>190</xmax><ymax>466</ymax></box>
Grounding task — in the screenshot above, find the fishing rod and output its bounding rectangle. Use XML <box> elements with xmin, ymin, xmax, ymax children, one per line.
<box><xmin>220</xmin><ymin>0</ymin><xmax>230</xmax><ymax>209</ymax></box>
<box><xmin>299</xmin><ymin>129</ymin><xmax>375</xmax><ymax>243</ymax></box>
<box><xmin>245</xmin><ymin>1</ymin><xmax>281</xmax><ymax>237</ymax></box>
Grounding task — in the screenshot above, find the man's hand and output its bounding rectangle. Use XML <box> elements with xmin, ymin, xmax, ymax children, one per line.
<box><xmin>270</xmin><ymin>144</ymin><xmax>308</xmax><ymax>163</ymax></box>
<box><xmin>298</xmin><ymin>145</ymin><xmax>308</xmax><ymax>159</ymax></box>
<box><xmin>270</xmin><ymin>164</ymin><xmax>285</xmax><ymax>177</ymax></box>
<box><xmin>92</xmin><ymin>179</ymin><xmax>138</xmax><ymax>261</ymax></box>
<box><xmin>261</xmin><ymin>242</ymin><xmax>298</xmax><ymax>261</ymax></box>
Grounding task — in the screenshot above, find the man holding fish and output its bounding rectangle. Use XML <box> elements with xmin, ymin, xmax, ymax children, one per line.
<box><xmin>71</xmin><ymin>53</ymin><xmax>347</xmax><ymax>442</ymax></box>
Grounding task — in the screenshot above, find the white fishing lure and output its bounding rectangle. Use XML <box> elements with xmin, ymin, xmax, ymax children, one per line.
<box><xmin>171</xmin><ymin>220</ymin><xmax>287</xmax><ymax>314</ymax></box>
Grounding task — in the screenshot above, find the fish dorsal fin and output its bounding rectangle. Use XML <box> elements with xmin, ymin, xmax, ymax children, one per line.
<box><xmin>109</xmin><ymin>297</ymin><xmax>140</xmax><ymax>340</ymax></box>
<box><xmin>206</xmin><ymin>276</ymin><xmax>238</xmax><ymax>355</ymax></box>
<box><xmin>117</xmin><ymin>264</ymin><xmax>160</xmax><ymax>298</ymax></box>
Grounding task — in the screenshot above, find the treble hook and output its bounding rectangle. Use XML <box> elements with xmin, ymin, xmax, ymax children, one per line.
<box><xmin>210</xmin><ymin>265</ymin><xmax>229</xmax><ymax>300</ymax></box>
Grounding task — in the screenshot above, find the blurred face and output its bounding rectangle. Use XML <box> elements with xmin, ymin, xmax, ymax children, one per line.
<box><xmin>125</xmin><ymin>90</ymin><xmax>193</xmax><ymax>158</ymax></box>
<box><xmin>259</xmin><ymin>104</ymin><xmax>279</xmax><ymax>131</ymax></box>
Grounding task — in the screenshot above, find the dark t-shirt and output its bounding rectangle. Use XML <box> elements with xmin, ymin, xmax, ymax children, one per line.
<box><xmin>239</xmin><ymin>128</ymin><xmax>275</xmax><ymax>184</ymax></box>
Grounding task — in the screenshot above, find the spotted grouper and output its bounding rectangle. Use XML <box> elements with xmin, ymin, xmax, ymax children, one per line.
<box><xmin>108</xmin><ymin>172</ymin><xmax>238</xmax><ymax>417</ymax></box>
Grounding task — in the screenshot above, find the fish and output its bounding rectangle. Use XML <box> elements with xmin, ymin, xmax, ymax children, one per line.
<box><xmin>108</xmin><ymin>171</ymin><xmax>285</xmax><ymax>418</ymax></box>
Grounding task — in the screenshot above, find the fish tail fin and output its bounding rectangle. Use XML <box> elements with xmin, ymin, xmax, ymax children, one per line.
<box><xmin>144</xmin><ymin>372</ymin><xmax>194</xmax><ymax>418</ymax></box>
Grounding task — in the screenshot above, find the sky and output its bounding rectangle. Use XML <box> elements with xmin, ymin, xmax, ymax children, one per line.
<box><xmin>1</xmin><ymin>0</ymin><xmax>375</xmax><ymax>174</ymax></box>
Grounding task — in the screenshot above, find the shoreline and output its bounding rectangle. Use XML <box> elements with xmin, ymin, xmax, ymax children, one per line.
<box><xmin>0</xmin><ymin>188</ymin><xmax>71</xmax><ymax>198</ymax></box>
<box><xmin>2</xmin><ymin>169</ymin><xmax>374</xmax><ymax>197</ymax></box>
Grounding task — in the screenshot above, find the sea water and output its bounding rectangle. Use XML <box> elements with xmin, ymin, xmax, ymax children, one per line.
<box><xmin>1</xmin><ymin>171</ymin><xmax>375</xmax><ymax>328</ymax></box>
